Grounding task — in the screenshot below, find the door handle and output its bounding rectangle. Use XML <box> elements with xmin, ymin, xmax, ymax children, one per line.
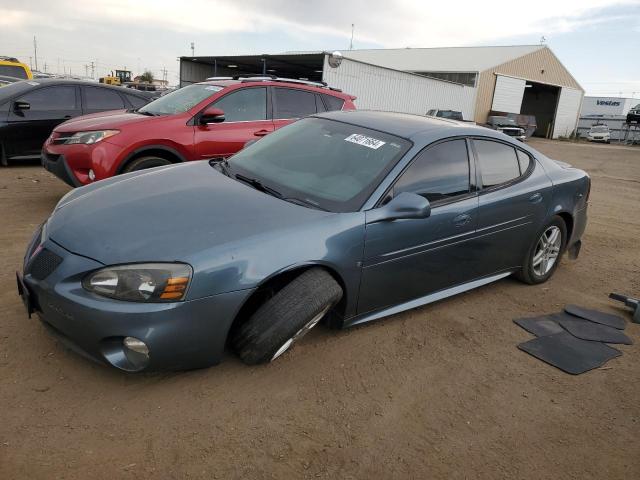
<box><xmin>253</xmin><ymin>129</ymin><xmax>270</xmax><ymax>137</ymax></box>
<box><xmin>453</xmin><ymin>213</ymin><xmax>471</xmax><ymax>227</ymax></box>
<box><xmin>529</xmin><ymin>193</ymin><xmax>543</xmax><ymax>204</ymax></box>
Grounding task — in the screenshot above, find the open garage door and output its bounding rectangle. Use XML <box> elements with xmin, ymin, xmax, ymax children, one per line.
<box><xmin>553</xmin><ymin>87</ymin><xmax>583</xmax><ymax>138</ymax></box>
<box><xmin>492</xmin><ymin>75</ymin><xmax>526</xmax><ymax>113</ymax></box>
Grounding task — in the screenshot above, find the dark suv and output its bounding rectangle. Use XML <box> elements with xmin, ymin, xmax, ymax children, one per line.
<box><xmin>42</xmin><ymin>77</ymin><xmax>356</xmax><ymax>186</ymax></box>
<box><xmin>485</xmin><ymin>116</ymin><xmax>527</xmax><ymax>142</ymax></box>
<box><xmin>627</xmin><ymin>104</ymin><xmax>640</xmax><ymax>124</ymax></box>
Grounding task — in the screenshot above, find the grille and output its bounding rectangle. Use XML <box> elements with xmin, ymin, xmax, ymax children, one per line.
<box><xmin>28</xmin><ymin>248</ymin><xmax>63</xmax><ymax>280</ymax></box>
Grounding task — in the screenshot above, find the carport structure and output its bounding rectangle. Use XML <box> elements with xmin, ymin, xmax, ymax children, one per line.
<box><xmin>345</xmin><ymin>45</ymin><xmax>585</xmax><ymax>138</ymax></box>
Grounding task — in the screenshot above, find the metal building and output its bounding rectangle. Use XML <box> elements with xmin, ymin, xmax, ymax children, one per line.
<box><xmin>346</xmin><ymin>45</ymin><xmax>585</xmax><ymax>138</ymax></box>
<box><xmin>179</xmin><ymin>52</ymin><xmax>477</xmax><ymax>120</ymax></box>
<box><xmin>179</xmin><ymin>45</ymin><xmax>584</xmax><ymax>138</ymax></box>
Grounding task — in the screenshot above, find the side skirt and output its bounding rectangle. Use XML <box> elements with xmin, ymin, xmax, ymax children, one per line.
<box><xmin>343</xmin><ymin>271</ymin><xmax>514</xmax><ymax>328</ymax></box>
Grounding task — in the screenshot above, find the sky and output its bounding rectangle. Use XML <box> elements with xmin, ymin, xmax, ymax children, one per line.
<box><xmin>1</xmin><ymin>0</ymin><xmax>639</xmax><ymax>97</ymax></box>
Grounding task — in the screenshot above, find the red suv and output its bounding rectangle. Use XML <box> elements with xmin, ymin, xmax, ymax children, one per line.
<box><xmin>42</xmin><ymin>77</ymin><xmax>356</xmax><ymax>186</ymax></box>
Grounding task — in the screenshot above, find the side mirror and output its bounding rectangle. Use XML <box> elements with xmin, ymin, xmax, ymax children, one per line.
<box><xmin>14</xmin><ymin>100</ymin><xmax>30</xmax><ymax>111</ymax></box>
<box><xmin>199</xmin><ymin>107</ymin><xmax>225</xmax><ymax>124</ymax></box>
<box><xmin>367</xmin><ymin>192</ymin><xmax>431</xmax><ymax>224</ymax></box>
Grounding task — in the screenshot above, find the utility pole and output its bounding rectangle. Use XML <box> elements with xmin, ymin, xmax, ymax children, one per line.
<box><xmin>190</xmin><ymin>42</ymin><xmax>195</xmax><ymax>56</ymax></box>
<box><xmin>90</xmin><ymin>61</ymin><xmax>95</xmax><ymax>79</ymax></box>
<box><xmin>29</xmin><ymin>57</ymin><xmax>33</xmax><ymax>69</ymax></box>
<box><xmin>33</xmin><ymin>36</ymin><xmax>38</xmax><ymax>71</ymax></box>
<box><xmin>350</xmin><ymin>24</ymin><xmax>354</xmax><ymax>50</ymax></box>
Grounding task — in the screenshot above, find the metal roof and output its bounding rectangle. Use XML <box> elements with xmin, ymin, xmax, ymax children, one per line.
<box><xmin>340</xmin><ymin>45</ymin><xmax>546</xmax><ymax>73</ymax></box>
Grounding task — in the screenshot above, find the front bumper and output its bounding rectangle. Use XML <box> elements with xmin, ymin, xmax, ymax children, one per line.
<box><xmin>41</xmin><ymin>151</ymin><xmax>82</xmax><ymax>187</ymax></box>
<box><xmin>18</xmin><ymin>237</ymin><xmax>252</xmax><ymax>371</ymax></box>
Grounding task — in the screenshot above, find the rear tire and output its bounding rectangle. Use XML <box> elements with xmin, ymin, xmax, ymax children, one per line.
<box><xmin>122</xmin><ymin>155</ymin><xmax>173</xmax><ymax>173</ymax></box>
<box><xmin>232</xmin><ymin>268</ymin><xmax>343</xmax><ymax>365</ymax></box>
<box><xmin>516</xmin><ymin>216</ymin><xmax>567</xmax><ymax>285</ymax></box>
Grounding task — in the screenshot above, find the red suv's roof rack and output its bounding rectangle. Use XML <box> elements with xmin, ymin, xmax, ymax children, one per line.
<box><xmin>205</xmin><ymin>75</ymin><xmax>342</xmax><ymax>92</ymax></box>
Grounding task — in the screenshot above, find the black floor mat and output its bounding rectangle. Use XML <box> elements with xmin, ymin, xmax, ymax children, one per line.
<box><xmin>514</xmin><ymin>315</ymin><xmax>564</xmax><ymax>337</ymax></box>
<box><xmin>518</xmin><ymin>332</ymin><xmax>622</xmax><ymax>375</ymax></box>
<box><xmin>565</xmin><ymin>305</ymin><xmax>626</xmax><ymax>330</ymax></box>
<box><xmin>558</xmin><ymin>317</ymin><xmax>633</xmax><ymax>345</ymax></box>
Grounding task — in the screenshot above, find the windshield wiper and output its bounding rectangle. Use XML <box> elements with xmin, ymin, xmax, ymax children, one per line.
<box><xmin>234</xmin><ymin>173</ymin><xmax>283</xmax><ymax>199</ymax></box>
<box><xmin>282</xmin><ymin>197</ymin><xmax>328</xmax><ymax>211</ymax></box>
<box><xmin>136</xmin><ymin>110</ymin><xmax>156</xmax><ymax>116</ymax></box>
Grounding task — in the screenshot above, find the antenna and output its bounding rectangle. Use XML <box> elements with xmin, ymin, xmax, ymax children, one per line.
<box><xmin>350</xmin><ymin>24</ymin><xmax>354</xmax><ymax>50</ymax></box>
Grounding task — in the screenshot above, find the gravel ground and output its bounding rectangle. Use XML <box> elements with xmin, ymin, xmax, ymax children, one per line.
<box><xmin>0</xmin><ymin>139</ymin><xmax>638</xmax><ymax>479</ymax></box>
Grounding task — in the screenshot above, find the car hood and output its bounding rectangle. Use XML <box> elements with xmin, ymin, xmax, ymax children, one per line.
<box><xmin>47</xmin><ymin>161</ymin><xmax>333</xmax><ymax>266</ymax></box>
<box><xmin>53</xmin><ymin>110</ymin><xmax>160</xmax><ymax>132</ymax></box>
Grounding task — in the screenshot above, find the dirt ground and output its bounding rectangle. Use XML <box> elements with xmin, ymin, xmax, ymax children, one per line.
<box><xmin>0</xmin><ymin>139</ymin><xmax>638</xmax><ymax>479</ymax></box>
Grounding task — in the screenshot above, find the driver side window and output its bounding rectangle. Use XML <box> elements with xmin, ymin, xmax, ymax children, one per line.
<box><xmin>393</xmin><ymin>139</ymin><xmax>471</xmax><ymax>203</ymax></box>
<box><xmin>212</xmin><ymin>87</ymin><xmax>267</xmax><ymax>122</ymax></box>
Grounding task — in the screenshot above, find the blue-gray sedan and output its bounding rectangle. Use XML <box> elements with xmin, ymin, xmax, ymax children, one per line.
<box><xmin>17</xmin><ymin>111</ymin><xmax>590</xmax><ymax>371</ymax></box>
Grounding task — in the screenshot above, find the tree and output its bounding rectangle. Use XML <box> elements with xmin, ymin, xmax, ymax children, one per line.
<box><xmin>139</xmin><ymin>70</ymin><xmax>154</xmax><ymax>83</ymax></box>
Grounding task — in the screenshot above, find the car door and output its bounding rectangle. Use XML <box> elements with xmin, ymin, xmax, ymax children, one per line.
<box><xmin>471</xmin><ymin>138</ymin><xmax>553</xmax><ymax>274</ymax></box>
<box><xmin>272</xmin><ymin>87</ymin><xmax>323</xmax><ymax>131</ymax></box>
<box><xmin>4</xmin><ymin>85</ymin><xmax>79</xmax><ymax>158</ymax></box>
<box><xmin>192</xmin><ymin>86</ymin><xmax>273</xmax><ymax>159</ymax></box>
<box><xmin>81</xmin><ymin>86</ymin><xmax>127</xmax><ymax>115</ymax></box>
<box><xmin>357</xmin><ymin>138</ymin><xmax>480</xmax><ymax>314</ymax></box>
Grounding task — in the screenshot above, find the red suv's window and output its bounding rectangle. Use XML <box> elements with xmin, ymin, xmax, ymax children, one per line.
<box><xmin>213</xmin><ymin>87</ymin><xmax>267</xmax><ymax>122</ymax></box>
<box><xmin>273</xmin><ymin>88</ymin><xmax>318</xmax><ymax>119</ymax></box>
<box><xmin>322</xmin><ymin>94</ymin><xmax>345</xmax><ymax>111</ymax></box>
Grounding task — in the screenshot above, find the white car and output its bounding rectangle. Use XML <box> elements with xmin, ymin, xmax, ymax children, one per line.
<box><xmin>587</xmin><ymin>125</ymin><xmax>610</xmax><ymax>143</ymax></box>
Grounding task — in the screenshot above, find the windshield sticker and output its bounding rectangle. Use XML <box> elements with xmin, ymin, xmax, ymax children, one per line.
<box><xmin>344</xmin><ymin>133</ymin><xmax>386</xmax><ymax>150</ymax></box>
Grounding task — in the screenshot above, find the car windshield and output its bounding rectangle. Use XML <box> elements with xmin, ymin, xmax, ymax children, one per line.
<box><xmin>437</xmin><ymin>110</ymin><xmax>462</xmax><ymax>119</ymax></box>
<box><xmin>492</xmin><ymin>117</ymin><xmax>516</xmax><ymax>126</ymax></box>
<box><xmin>591</xmin><ymin>126</ymin><xmax>608</xmax><ymax>132</ymax></box>
<box><xmin>0</xmin><ymin>65</ymin><xmax>28</xmax><ymax>79</ymax></box>
<box><xmin>226</xmin><ymin>117</ymin><xmax>412</xmax><ymax>212</ymax></box>
<box><xmin>138</xmin><ymin>84</ymin><xmax>223</xmax><ymax>115</ymax></box>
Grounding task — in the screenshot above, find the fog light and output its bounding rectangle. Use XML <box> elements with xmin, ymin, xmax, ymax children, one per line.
<box><xmin>88</xmin><ymin>169</ymin><xmax>96</xmax><ymax>181</ymax></box>
<box><xmin>123</xmin><ymin>337</ymin><xmax>149</xmax><ymax>356</ymax></box>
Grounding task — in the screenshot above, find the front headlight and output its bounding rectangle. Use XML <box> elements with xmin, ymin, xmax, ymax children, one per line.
<box><xmin>82</xmin><ymin>263</ymin><xmax>192</xmax><ymax>302</ymax></box>
<box><xmin>64</xmin><ymin>130</ymin><xmax>119</xmax><ymax>145</ymax></box>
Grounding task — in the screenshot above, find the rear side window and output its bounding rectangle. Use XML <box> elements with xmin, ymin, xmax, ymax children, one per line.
<box><xmin>474</xmin><ymin>139</ymin><xmax>520</xmax><ymax>188</ymax></box>
<box><xmin>84</xmin><ymin>87</ymin><xmax>125</xmax><ymax>110</ymax></box>
<box><xmin>18</xmin><ymin>86</ymin><xmax>77</xmax><ymax>110</ymax></box>
<box><xmin>394</xmin><ymin>139</ymin><xmax>470</xmax><ymax>203</ymax></box>
<box><xmin>315</xmin><ymin>95</ymin><xmax>327</xmax><ymax>113</ymax></box>
<box><xmin>516</xmin><ymin>150</ymin><xmax>531</xmax><ymax>174</ymax></box>
<box><xmin>213</xmin><ymin>87</ymin><xmax>267</xmax><ymax>122</ymax></box>
<box><xmin>273</xmin><ymin>88</ymin><xmax>317</xmax><ymax>119</ymax></box>
<box><xmin>323</xmin><ymin>94</ymin><xmax>345</xmax><ymax>111</ymax></box>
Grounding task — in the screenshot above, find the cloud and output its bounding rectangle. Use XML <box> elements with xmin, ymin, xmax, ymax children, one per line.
<box><xmin>2</xmin><ymin>0</ymin><xmax>637</xmax><ymax>47</ymax></box>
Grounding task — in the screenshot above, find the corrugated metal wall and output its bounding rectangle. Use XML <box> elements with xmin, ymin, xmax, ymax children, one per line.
<box><xmin>323</xmin><ymin>56</ymin><xmax>477</xmax><ymax>121</ymax></box>
<box><xmin>475</xmin><ymin>47</ymin><xmax>583</xmax><ymax>125</ymax></box>
<box><xmin>180</xmin><ymin>60</ymin><xmax>216</xmax><ymax>86</ymax></box>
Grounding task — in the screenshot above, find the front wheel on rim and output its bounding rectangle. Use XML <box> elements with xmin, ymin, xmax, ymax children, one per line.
<box><xmin>232</xmin><ymin>268</ymin><xmax>343</xmax><ymax>365</ymax></box>
<box><xmin>122</xmin><ymin>155</ymin><xmax>173</xmax><ymax>173</ymax></box>
<box><xmin>517</xmin><ymin>217</ymin><xmax>567</xmax><ymax>285</ymax></box>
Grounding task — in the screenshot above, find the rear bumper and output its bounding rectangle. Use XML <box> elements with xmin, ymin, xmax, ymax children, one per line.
<box><xmin>19</xmin><ymin>237</ymin><xmax>253</xmax><ymax>371</ymax></box>
<box><xmin>568</xmin><ymin>204</ymin><xmax>588</xmax><ymax>257</ymax></box>
<box><xmin>41</xmin><ymin>151</ymin><xmax>82</xmax><ymax>187</ymax></box>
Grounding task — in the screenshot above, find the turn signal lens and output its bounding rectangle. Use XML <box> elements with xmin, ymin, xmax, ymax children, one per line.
<box><xmin>160</xmin><ymin>277</ymin><xmax>189</xmax><ymax>299</ymax></box>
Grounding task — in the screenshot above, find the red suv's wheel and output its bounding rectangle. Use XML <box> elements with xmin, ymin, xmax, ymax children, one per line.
<box><xmin>123</xmin><ymin>155</ymin><xmax>173</xmax><ymax>173</ymax></box>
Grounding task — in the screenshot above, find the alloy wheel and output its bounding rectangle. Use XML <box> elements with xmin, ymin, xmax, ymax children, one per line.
<box><xmin>532</xmin><ymin>225</ymin><xmax>562</xmax><ymax>276</ymax></box>
<box><xmin>271</xmin><ymin>305</ymin><xmax>332</xmax><ymax>361</ymax></box>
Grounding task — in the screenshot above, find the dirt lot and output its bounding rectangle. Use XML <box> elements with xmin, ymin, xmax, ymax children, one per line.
<box><xmin>0</xmin><ymin>139</ymin><xmax>638</xmax><ymax>479</ymax></box>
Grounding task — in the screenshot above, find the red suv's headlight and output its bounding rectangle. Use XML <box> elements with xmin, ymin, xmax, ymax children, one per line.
<box><xmin>58</xmin><ymin>130</ymin><xmax>120</xmax><ymax>145</ymax></box>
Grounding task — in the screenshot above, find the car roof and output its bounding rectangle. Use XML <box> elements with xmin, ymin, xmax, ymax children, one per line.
<box><xmin>314</xmin><ymin>110</ymin><xmax>496</xmax><ymax>141</ymax></box>
<box><xmin>0</xmin><ymin>78</ymin><xmax>150</xmax><ymax>101</ymax></box>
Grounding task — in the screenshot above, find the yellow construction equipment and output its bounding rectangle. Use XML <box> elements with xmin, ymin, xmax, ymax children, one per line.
<box><xmin>99</xmin><ymin>69</ymin><xmax>132</xmax><ymax>86</ymax></box>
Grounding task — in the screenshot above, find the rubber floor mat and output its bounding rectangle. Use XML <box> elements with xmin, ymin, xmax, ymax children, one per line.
<box><xmin>514</xmin><ymin>315</ymin><xmax>564</xmax><ymax>337</ymax></box>
<box><xmin>518</xmin><ymin>332</ymin><xmax>621</xmax><ymax>375</ymax></box>
<box><xmin>558</xmin><ymin>317</ymin><xmax>633</xmax><ymax>345</ymax></box>
<box><xmin>565</xmin><ymin>305</ymin><xmax>626</xmax><ymax>330</ymax></box>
